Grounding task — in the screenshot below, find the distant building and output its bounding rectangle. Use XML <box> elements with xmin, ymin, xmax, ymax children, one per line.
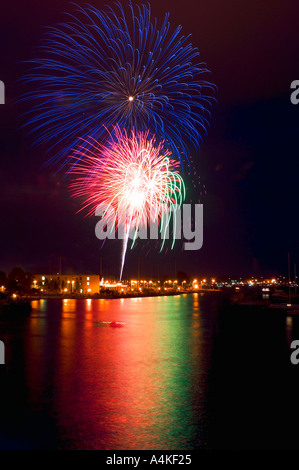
<box><xmin>100</xmin><ymin>279</ymin><xmax>128</xmax><ymax>293</ymax></box>
<box><xmin>32</xmin><ymin>274</ymin><xmax>100</xmax><ymax>295</ymax></box>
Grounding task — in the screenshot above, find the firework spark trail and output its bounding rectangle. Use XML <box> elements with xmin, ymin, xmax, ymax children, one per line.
<box><xmin>68</xmin><ymin>126</ymin><xmax>185</xmax><ymax>278</ymax></box>
<box><xmin>22</xmin><ymin>1</ymin><xmax>215</xmax><ymax>167</ymax></box>
<box><xmin>120</xmin><ymin>214</ymin><xmax>134</xmax><ymax>281</ymax></box>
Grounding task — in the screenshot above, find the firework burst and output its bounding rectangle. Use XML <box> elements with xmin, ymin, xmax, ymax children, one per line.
<box><xmin>23</xmin><ymin>1</ymin><xmax>215</xmax><ymax>166</ymax></box>
<box><xmin>68</xmin><ymin>126</ymin><xmax>185</xmax><ymax>278</ymax></box>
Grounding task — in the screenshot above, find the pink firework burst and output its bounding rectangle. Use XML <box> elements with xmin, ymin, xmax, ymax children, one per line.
<box><xmin>68</xmin><ymin>126</ymin><xmax>185</xmax><ymax>278</ymax></box>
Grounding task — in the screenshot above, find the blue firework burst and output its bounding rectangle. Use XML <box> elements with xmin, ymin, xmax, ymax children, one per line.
<box><xmin>22</xmin><ymin>1</ymin><xmax>215</xmax><ymax>166</ymax></box>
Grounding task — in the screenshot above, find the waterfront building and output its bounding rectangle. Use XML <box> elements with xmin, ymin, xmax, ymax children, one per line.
<box><xmin>32</xmin><ymin>274</ymin><xmax>100</xmax><ymax>295</ymax></box>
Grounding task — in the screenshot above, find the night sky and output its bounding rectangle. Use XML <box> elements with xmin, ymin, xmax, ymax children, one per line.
<box><xmin>0</xmin><ymin>0</ymin><xmax>298</xmax><ymax>279</ymax></box>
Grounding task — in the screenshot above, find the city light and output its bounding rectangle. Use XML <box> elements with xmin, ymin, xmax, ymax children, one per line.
<box><xmin>22</xmin><ymin>273</ymin><xmax>298</xmax><ymax>299</ymax></box>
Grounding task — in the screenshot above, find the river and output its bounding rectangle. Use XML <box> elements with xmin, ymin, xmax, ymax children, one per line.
<box><xmin>0</xmin><ymin>293</ymin><xmax>298</xmax><ymax>449</ymax></box>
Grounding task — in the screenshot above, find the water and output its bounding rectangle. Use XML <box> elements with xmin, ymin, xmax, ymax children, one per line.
<box><xmin>0</xmin><ymin>294</ymin><xmax>299</xmax><ymax>449</ymax></box>
<box><xmin>0</xmin><ymin>294</ymin><xmax>216</xmax><ymax>449</ymax></box>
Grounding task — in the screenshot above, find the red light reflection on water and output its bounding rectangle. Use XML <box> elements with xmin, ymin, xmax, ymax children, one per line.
<box><xmin>25</xmin><ymin>295</ymin><xmax>211</xmax><ymax>449</ymax></box>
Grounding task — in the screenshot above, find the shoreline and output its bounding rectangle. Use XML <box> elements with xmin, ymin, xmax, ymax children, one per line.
<box><xmin>25</xmin><ymin>289</ymin><xmax>222</xmax><ymax>301</ymax></box>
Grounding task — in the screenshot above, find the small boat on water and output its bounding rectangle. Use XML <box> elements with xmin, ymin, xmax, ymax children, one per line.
<box><xmin>109</xmin><ymin>321</ymin><xmax>125</xmax><ymax>328</ymax></box>
<box><xmin>94</xmin><ymin>320</ymin><xmax>126</xmax><ymax>328</ymax></box>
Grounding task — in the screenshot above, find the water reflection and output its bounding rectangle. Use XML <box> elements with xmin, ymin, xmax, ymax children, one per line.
<box><xmin>1</xmin><ymin>295</ymin><xmax>213</xmax><ymax>449</ymax></box>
